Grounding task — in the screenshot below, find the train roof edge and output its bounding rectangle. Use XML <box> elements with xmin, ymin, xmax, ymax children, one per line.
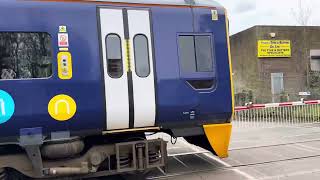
<box><xmin>32</xmin><ymin>0</ymin><xmax>223</xmax><ymax>8</ymax></box>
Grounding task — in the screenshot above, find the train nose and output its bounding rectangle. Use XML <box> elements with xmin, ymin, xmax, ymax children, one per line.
<box><xmin>185</xmin><ymin>123</ymin><xmax>232</xmax><ymax>158</ymax></box>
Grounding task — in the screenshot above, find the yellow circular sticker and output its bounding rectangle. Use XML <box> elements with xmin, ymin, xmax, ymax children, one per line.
<box><xmin>48</xmin><ymin>94</ymin><xmax>77</xmax><ymax>121</ymax></box>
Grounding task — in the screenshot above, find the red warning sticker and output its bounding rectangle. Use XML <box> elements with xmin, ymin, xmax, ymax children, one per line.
<box><xmin>58</xmin><ymin>33</ymin><xmax>69</xmax><ymax>47</ymax></box>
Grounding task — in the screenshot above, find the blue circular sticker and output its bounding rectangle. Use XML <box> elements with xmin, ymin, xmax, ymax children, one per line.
<box><xmin>0</xmin><ymin>90</ymin><xmax>15</xmax><ymax>124</ymax></box>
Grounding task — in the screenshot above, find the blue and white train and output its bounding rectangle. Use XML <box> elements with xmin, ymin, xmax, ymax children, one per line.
<box><xmin>0</xmin><ymin>0</ymin><xmax>233</xmax><ymax>178</ymax></box>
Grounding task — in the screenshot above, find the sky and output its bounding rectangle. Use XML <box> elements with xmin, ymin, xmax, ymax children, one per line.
<box><xmin>218</xmin><ymin>0</ymin><xmax>320</xmax><ymax>35</ymax></box>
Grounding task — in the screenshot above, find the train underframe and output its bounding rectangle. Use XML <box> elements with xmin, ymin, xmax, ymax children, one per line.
<box><xmin>0</xmin><ymin>123</ymin><xmax>232</xmax><ymax>179</ymax></box>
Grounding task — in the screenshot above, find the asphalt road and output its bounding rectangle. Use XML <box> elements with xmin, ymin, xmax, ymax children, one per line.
<box><xmin>109</xmin><ymin>123</ymin><xmax>320</xmax><ymax>180</ymax></box>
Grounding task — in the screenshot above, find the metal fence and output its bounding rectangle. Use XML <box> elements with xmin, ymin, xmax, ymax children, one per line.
<box><xmin>234</xmin><ymin>73</ymin><xmax>320</xmax><ymax>106</ymax></box>
<box><xmin>233</xmin><ymin>100</ymin><xmax>320</xmax><ymax>128</ymax></box>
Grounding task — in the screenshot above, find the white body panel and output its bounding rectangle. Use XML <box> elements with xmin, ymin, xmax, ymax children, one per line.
<box><xmin>128</xmin><ymin>10</ymin><xmax>156</xmax><ymax>128</ymax></box>
<box><xmin>100</xmin><ymin>8</ymin><xmax>130</xmax><ymax>130</ymax></box>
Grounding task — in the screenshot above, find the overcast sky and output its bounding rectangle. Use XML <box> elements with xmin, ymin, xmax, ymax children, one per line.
<box><xmin>218</xmin><ymin>0</ymin><xmax>320</xmax><ymax>35</ymax></box>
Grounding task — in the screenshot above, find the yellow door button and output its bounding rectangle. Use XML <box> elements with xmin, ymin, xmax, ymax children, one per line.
<box><xmin>58</xmin><ymin>52</ymin><xmax>73</xmax><ymax>80</ymax></box>
<box><xmin>48</xmin><ymin>94</ymin><xmax>77</xmax><ymax>121</ymax></box>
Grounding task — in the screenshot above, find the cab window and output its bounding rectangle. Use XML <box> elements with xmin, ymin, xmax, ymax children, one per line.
<box><xmin>178</xmin><ymin>35</ymin><xmax>214</xmax><ymax>73</ymax></box>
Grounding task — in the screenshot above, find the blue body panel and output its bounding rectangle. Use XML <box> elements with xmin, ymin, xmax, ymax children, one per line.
<box><xmin>153</xmin><ymin>7</ymin><xmax>232</xmax><ymax>126</ymax></box>
<box><xmin>0</xmin><ymin>1</ymin><xmax>105</xmax><ymax>138</ymax></box>
<box><xmin>0</xmin><ymin>0</ymin><xmax>232</xmax><ymax>140</ymax></box>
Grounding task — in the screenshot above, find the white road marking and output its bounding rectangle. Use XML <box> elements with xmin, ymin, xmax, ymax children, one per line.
<box><xmin>258</xmin><ymin>169</ymin><xmax>320</xmax><ymax>180</ymax></box>
<box><xmin>173</xmin><ymin>156</ymin><xmax>189</xmax><ymax>168</ymax></box>
<box><xmin>168</xmin><ymin>151</ymin><xmax>210</xmax><ymax>157</ymax></box>
<box><xmin>295</xmin><ymin>143</ymin><xmax>320</xmax><ymax>152</ymax></box>
<box><xmin>179</xmin><ymin>139</ymin><xmax>257</xmax><ymax>180</ymax></box>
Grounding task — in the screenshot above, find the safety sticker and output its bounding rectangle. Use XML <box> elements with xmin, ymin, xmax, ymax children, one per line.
<box><xmin>58</xmin><ymin>33</ymin><xmax>69</xmax><ymax>47</ymax></box>
<box><xmin>48</xmin><ymin>94</ymin><xmax>77</xmax><ymax>121</ymax></box>
<box><xmin>0</xmin><ymin>90</ymin><xmax>15</xmax><ymax>124</ymax></box>
<box><xmin>59</xmin><ymin>25</ymin><xmax>67</xmax><ymax>33</ymax></box>
<box><xmin>211</xmin><ymin>10</ymin><xmax>219</xmax><ymax>21</ymax></box>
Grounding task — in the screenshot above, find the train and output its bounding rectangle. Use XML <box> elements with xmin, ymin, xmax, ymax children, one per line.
<box><xmin>0</xmin><ymin>0</ymin><xmax>233</xmax><ymax>179</ymax></box>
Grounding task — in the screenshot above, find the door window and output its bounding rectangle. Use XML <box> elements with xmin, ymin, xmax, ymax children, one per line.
<box><xmin>105</xmin><ymin>34</ymin><xmax>123</xmax><ymax>78</ymax></box>
<box><xmin>133</xmin><ymin>34</ymin><xmax>150</xmax><ymax>77</ymax></box>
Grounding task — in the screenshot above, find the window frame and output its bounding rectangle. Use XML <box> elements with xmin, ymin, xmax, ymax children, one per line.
<box><xmin>105</xmin><ymin>33</ymin><xmax>124</xmax><ymax>79</ymax></box>
<box><xmin>133</xmin><ymin>34</ymin><xmax>151</xmax><ymax>78</ymax></box>
<box><xmin>177</xmin><ymin>33</ymin><xmax>216</xmax><ymax>79</ymax></box>
<box><xmin>0</xmin><ymin>31</ymin><xmax>54</xmax><ymax>81</ymax></box>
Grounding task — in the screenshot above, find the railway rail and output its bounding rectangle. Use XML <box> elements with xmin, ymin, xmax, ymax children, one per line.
<box><xmin>143</xmin><ymin>123</ymin><xmax>320</xmax><ymax>180</ymax></box>
<box><xmin>147</xmin><ymin>138</ymin><xmax>320</xmax><ymax>179</ymax></box>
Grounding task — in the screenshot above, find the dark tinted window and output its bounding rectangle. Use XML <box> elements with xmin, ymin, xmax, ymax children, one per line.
<box><xmin>178</xmin><ymin>35</ymin><xmax>214</xmax><ymax>73</ymax></box>
<box><xmin>106</xmin><ymin>34</ymin><xmax>123</xmax><ymax>78</ymax></box>
<box><xmin>178</xmin><ymin>36</ymin><xmax>196</xmax><ymax>73</ymax></box>
<box><xmin>0</xmin><ymin>32</ymin><xmax>52</xmax><ymax>80</ymax></box>
<box><xmin>195</xmin><ymin>36</ymin><xmax>213</xmax><ymax>72</ymax></box>
<box><xmin>134</xmin><ymin>35</ymin><xmax>150</xmax><ymax>77</ymax></box>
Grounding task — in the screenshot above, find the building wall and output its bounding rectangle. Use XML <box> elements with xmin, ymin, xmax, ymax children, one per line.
<box><xmin>231</xmin><ymin>26</ymin><xmax>320</xmax><ymax>105</ymax></box>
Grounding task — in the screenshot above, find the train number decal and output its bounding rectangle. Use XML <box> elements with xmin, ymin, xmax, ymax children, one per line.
<box><xmin>48</xmin><ymin>94</ymin><xmax>77</xmax><ymax>121</ymax></box>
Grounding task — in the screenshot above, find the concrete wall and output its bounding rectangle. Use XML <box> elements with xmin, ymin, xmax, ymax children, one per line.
<box><xmin>231</xmin><ymin>26</ymin><xmax>320</xmax><ymax>105</ymax></box>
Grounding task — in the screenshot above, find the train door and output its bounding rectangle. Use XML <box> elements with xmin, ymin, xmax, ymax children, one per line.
<box><xmin>99</xmin><ymin>8</ymin><xmax>156</xmax><ymax>130</ymax></box>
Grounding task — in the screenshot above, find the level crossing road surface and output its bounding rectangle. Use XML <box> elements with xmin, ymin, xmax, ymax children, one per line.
<box><xmin>99</xmin><ymin>123</ymin><xmax>320</xmax><ymax>180</ymax></box>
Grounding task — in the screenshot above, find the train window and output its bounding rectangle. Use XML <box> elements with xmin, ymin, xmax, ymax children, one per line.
<box><xmin>133</xmin><ymin>34</ymin><xmax>150</xmax><ymax>77</ymax></box>
<box><xmin>178</xmin><ymin>35</ymin><xmax>214</xmax><ymax>73</ymax></box>
<box><xmin>0</xmin><ymin>32</ymin><xmax>52</xmax><ymax>80</ymax></box>
<box><xmin>195</xmin><ymin>36</ymin><xmax>213</xmax><ymax>72</ymax></box>
<box><xmin>178</xmin><ymin>36</ymin><xmax>197</xmax><ymax>73</ymax></box>
<box><xmin>106</xmin><ymin>34</ymin><xmax>123</xmax><ymax>78</ymax></box>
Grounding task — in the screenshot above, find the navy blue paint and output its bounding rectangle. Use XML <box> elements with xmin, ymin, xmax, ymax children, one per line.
<box><xmin>151</xmin><ymin>7</ymin><xmax>199</xmax><ymax>124</ymax></box>
<box><xmin>152</xmin><ymin>7</ymin><xmax>232</xmax><ymax>125</ymax></box>
<box><xmin>0</xmin><ymin>1</ymin><xmax>105</xmax><ymax>138</ymax></box>
<box><xmin>192</xmin><ymin>8</ymin><xmax>232</xmax><ymax>120</ymax></box>
<box><xmin>0</xmin><ymin>1</ymin><xmax>232</xmax><ymax>140</ymax></box>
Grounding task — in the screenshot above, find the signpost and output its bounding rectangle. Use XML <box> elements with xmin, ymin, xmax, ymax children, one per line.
<box><xmin>258</xmin><ymin>40</ymin><xmax>291</xmax><ymax>58</ymax></box>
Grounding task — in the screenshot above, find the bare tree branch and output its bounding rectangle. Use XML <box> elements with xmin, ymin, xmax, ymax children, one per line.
<box><xmin>291</xmin><ymin>0</ymin><xmax>312</xmax><ymax>26</ymax></box>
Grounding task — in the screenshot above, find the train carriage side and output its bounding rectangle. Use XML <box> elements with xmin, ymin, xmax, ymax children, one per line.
<box><xmin>152</xmin><ymin>5</ymin><xmax>233</xmax><ymax>157</ymax></box>
<box><xmin>0</xmin><ymin>0</ymin><xmax>233</xmax><ymax>178</ymax></box>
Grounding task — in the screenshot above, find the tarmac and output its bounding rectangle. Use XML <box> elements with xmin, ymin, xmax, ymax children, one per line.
<box><xmin>116</xmin><ymin>123</ymin><xmax>320</xmax><ymax>180</ymax></box>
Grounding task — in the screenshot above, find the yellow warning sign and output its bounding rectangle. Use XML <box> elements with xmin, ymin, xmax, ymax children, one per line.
<box><xmin>258</xmin><ymin>40</ymin><xmax>291</xmax><ymax>58</ymax></box>
<box><xmin>59</xmin><ymin>26</ymin><xmax>67</xmax><ymax>33</ymax></box>
<box><xmin>48</xmin><ymin>94</ymin><xmax>77</xmax><ymax>121</ymax></box>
